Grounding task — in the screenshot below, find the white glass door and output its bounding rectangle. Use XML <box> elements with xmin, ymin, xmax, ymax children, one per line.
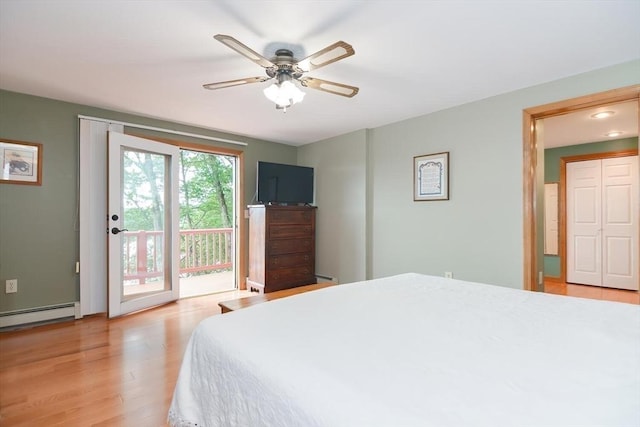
<box><xmin>107</xmin><ymin>131</ymin><xmax>180</xmax><ymax>317</ymax></box>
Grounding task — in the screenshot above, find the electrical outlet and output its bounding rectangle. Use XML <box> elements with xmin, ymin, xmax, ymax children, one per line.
<box><xmin>444</xmin><ymin>272</ymin><xmax>453</xmax><ymax>279</ymax></box>
<box><xmin>6</xmin><ymin>279</ymin><xmax>17</xmax><ymax>293</ymax></box>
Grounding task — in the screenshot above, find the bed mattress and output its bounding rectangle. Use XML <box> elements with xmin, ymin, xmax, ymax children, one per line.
<box><xmin>168</xmin><ymin>273</ymin><xmax>640</xmax><ymax>427</ymax></box>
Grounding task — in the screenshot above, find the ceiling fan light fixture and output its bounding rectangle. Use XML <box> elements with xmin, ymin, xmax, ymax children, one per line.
<box><xmin>206</xmin><ymin>35</ymin><xmax>358</xmax><ymax>110</ymax></box>
<box><xmin>263</xmin><ymin>78</ymin><xmax>305</xmax><ymax>108</ymax></box>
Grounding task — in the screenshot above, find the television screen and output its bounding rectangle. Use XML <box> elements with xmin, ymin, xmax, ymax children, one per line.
<box><xmin>257</xmin><ymin>161</ymin><xmax>314</xmax><ymax>205</ymax></box>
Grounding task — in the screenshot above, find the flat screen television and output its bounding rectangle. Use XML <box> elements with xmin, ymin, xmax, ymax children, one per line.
<box><xmin>256</xmin><ymin>161</ymin><xmax>314</xmax><ymax>205</ymax></box>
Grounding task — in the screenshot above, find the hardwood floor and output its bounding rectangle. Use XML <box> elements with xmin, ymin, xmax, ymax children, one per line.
<box><xmin>544</xmin><ymin>280</ymin><xmax>640</xmax><ymax>305</ymax></box>
<box><xmin>0</xmin><ymin>291</ymin><xmax>248</xmax><ymax>427</ymax></box>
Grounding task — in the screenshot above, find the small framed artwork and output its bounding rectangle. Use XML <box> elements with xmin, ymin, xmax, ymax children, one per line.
<box><xmin>0</xmin><ymin>139</ymin><xmax>43</xmax><ymax>186</ymax></box>
<box><xmin>414</xmin><ymin>151</ymin><xmax>449</xmax><ymax>201</ymax></box>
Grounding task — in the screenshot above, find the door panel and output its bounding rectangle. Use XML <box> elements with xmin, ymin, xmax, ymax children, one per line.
<box><xmin>601</xmin><ymin>156</ymin><xmax>638</xmax><ymax>290</ymax></box>
<box><xmin>108</xmin><ymin>131</ymin><xmax>180</xmax><ymax>317</ymax></box>
<box><xmin>567</xmin><ymin>160</ymin><xmax>601</xmax><ymax>285</ymax></box>
<box><xmin>606</xmin><ymin>237</ymin><xmax>632</xmax><ymax>273</ymax></box>
<box><xmin>574</xmin><ymin>236</ymin><xmax>598</xmax><ymax>273</ymax></box>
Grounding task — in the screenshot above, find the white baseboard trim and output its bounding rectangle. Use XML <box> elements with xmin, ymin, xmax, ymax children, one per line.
<box><xmin>0</xmin><ymin>302</ymin><xmax>81</xmax><ymax>328</ymax></box>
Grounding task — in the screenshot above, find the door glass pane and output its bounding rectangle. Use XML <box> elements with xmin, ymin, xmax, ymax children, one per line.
<box><xmin>121</xmin><ymin>148</ymin><xmax>170</xmax><ymax>298</ymax></box>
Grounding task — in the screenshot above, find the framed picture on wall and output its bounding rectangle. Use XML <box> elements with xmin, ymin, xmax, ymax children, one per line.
<box><xmin>414</xmin><ymin>151</ymin><xmax>449</xmax><ymax>201</ymax></box>
<box><xmin>0</xmin><ymin>139</ymin><xmax>43</xmax><ymax>186</ymax></box>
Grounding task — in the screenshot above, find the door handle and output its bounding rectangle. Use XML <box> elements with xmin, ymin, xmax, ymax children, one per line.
<box><xmin>111</xmin><ymin>227</ymin><xmax>129</xmax><ymax>235</ymax></box>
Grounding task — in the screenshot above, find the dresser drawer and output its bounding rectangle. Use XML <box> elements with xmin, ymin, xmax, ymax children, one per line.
<box><xmin>266</xmin><ymin>266</ymin><xmax>314</xmax><ymax>285</ymax></box>
<box><xmin>268</xmin><ymin>253</ymin><xmax>312</xmax><ymax>269</ymax></box>
<box><xmin>268</xmin><ymin>238</ymin><xmax>314</xmax><ymax>255</ymax></box>
<box><xmin>269</xmin><ymin>224</ymin><xmax>313</xmax><ymax>239</ymax></box>
<box><xmin>268</xmin><ymin>209</ymin><xmax>314</xmax><ymax>224</ymax></box>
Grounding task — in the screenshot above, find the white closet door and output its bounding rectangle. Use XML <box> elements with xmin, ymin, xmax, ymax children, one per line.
<box><xmin>567</xmin><ymin>160</ymin><xmax>602</xmax><ymax>286</ymax></box>
<box><xmin>567</xmin><ymin>155</ymin><xmax>639</xmax><ymax>290</ymax></box>
<box><xmin>601</xmin><ymin>156</ymin><xmax>638</xmax><ymax>290</ymax></box>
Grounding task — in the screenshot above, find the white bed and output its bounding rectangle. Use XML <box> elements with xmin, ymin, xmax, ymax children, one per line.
<box><xmin>168</xmin><ymin>273</ymin><xmax>640</xmax><ymax>427</ymax></box>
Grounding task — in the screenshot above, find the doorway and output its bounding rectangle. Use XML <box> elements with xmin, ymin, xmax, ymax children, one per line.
<box><xmin>522</xmin><ymin>85</ymin><xmax>640</xmax><ymax>292</ymax></box>
<box><xmin>79</xmin><ymin>119</ymin><xmax>247</xmax><ymax>317</ymax></box>
<box><xmin>178</xmin><ymin>149</ymin><xmax>238</xmax><ymax>298</ymax></box>
<box><xmin>106</xmin><ymin>135</ymin><xmax>242</xmax><ymax>316</ymax></box>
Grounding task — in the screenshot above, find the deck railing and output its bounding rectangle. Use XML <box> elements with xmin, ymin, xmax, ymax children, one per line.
<box><xmin>122</xmin><ymin>228</ymin><xmax>233</xmax><ymax>284</ymax></box>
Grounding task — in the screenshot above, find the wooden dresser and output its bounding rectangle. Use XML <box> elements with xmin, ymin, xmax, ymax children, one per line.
<box><xmin>247</xmin><ymin>204</ymin><xmax>316</xmax><ymax>293</ymax></box>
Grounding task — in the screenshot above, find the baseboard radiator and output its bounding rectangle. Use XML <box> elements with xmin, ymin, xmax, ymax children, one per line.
<box><xmin>316</xmin><ymin>273</ymin><xmax>339</xmax><ymax>283</ymax></box>
<box><xmin>0</xmin><ymin>302</ymin><xmax>81</xmax><ymax>329</ymax></box>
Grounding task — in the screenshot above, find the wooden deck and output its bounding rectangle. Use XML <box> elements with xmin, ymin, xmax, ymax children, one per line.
<box><xmin>124</xmin><ymin>270</ymin><xmax>236</xmax><ymax>299</ymax></box>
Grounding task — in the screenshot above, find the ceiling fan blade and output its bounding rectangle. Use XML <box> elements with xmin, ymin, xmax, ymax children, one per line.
<box><xmin>203</xmin><ymin>76</ymin><xmax>270</xmax><ymax>90</ymax></box>
<box><xmin>299</xmin><ymin>77</ymin><xmax>359</xmax><ymax>98</ymax></box>
<box><xmin>296</xmin><ymin>41</ymin><xmax>354</xmax><ymax>72</ymax></box>
<box><xmin>214</xmin><ymin>34</ymin><xmax>275</xmax><ymax>68</ymax></box>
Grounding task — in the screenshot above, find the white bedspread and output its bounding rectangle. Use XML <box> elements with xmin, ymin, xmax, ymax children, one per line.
<box><xmin>168</xmin><ymin>273</ymin><xmax>640</xmax><ymax>427</ymax></box>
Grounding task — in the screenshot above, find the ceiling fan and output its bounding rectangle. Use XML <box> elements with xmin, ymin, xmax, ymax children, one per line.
<box><xmin>203</xmin><ymin>34</ymin><xmax>359</xmax><ymax>111</ymax></box>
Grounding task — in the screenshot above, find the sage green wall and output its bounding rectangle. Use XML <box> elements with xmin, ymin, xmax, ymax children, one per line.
<box><xmin>301</xmin><ymin>59</ymin><xmax>639</xmax><ymax>289</ymax></box>
<box><xmin>543</xmin><ymin>136</ymin><xmax>639</xmax><ymax>277</ymax></box>
<box><xmin>368</xmin><ymin>96</ymin><xmax>524</xmax><ymax>287</ymax></box>
<box><xmin>297</xmin><ymin>130</ymin><xmax>367</xmax><ymax>284</ymax></box>
<box><xmin>545</xmin><ymin>137</ymin><xmax>638</xmax><ymax>182</ymax></box>
<box><xmin>0</xmin><ymin>90</ymin><xmax>296</xmax><ymax>313</ymax></box>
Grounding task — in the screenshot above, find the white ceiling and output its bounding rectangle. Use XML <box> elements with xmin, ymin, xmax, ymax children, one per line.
<box><xmin>543</xmin><ymin>101</ymin><xmax>638</xmax><ymax>148</ymax></box>
<box><xmin>0</xmin><ymin>1</ymin><xmax>639</xmax><ymax>147</ymax></box>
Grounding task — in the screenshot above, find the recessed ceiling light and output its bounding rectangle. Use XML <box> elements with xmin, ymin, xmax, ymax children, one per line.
<box><xmin>605</xmin><ymin>131</ymin><xmax>623</xmax><ymax>138</ymax></box>
<box><xmin>591</xmin><ymin>111</ymin><xmax>615</xmax><ymax>119</ymax></box>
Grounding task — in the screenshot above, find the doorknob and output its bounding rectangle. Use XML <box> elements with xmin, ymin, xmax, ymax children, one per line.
<box><xmin>111</xmin><ymin>227</ymin><xmax>129</xmax><ymax>235</ymax></box>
